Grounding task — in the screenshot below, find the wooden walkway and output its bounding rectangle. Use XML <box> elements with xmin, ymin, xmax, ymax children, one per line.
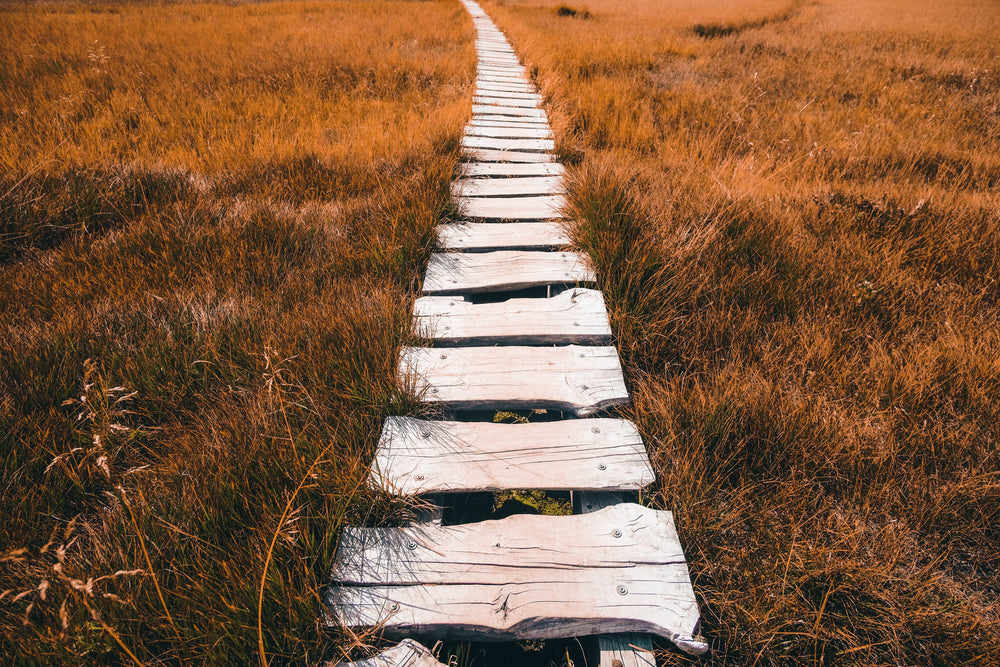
<box><xmin>326</xmin><ymin>2</ymin><xmax>707</xmax><ymax>664</ymax></box>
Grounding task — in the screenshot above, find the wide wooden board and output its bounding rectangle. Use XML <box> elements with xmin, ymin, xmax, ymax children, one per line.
<box><xmin>456</xmin><ymin>162</ymin><xmax>563</xmax><ymax>178</ymax></box>
<box><xmin>399</xmin><ymin>344</ymin><xmax>627</xmax><ymax>414</ymax></box>
<box><xmin>463</xmin><ymin>148</ymin><xmax>554</xmax><ymax>163</ymax></box>
<box><xmin>464</xmin><ymin>126</ymin><xmax>553</xmax><ymax>139</ymax></box>
<box><xmin>414</xmin><ymin>288</ymin><xmax>610</xmax><ymax>343</ymax></box>
<box><xmin>475</xmin><ymin>82</ymin><xmax>536</xmax><ymax>93</ymax></box>
<box><xmin>370</xmin><ymin>416</ymin><xmax>651</xmax><ymax>494</ymax></box>
<box><xmin>472</xmin><ymin>96</ymin><xmax>541</xmax><ymax>109</ymax></box>
<box><xmin>436</xmin><ymin>222</ymin><xmax>571</xmax><ymax>251</ymax></box>
<box><xmin>456</xmin><ymin>194</ymin><xmax>565</xmax><ymax>220</ymax></box>
<box><xmin>471</xmin><ymin>104</ymin><xmax>546</xmax><ymax>118</ymax></box>
<box><xmin>452</xmin><ymin>175</ymin><xmax>562</xmax><ymax>197</ymax></box>
<box><xmin>468</xmin><ymin>119</ymin><xmax>550</xmax><ymax>129</ymax></box>
<box><xmin>325</xmin><ymin>504</ymin><xmax>703</xmax><ymax>651</ymax></box>
<box><xmin>422</xmin><ymin>250</ymin><xmax>592</xmax><ymax>294</ymax></box>
<box><xmin>337</xmin><ymin>639</ymin><xmax>446</xmax><ymax>667</ymax></box>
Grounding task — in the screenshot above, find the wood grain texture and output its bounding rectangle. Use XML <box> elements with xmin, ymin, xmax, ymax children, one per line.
<box><xmin>471</xmin><ymin>104</ymin><xmax>546</xmax><ymax>118</ymax></box>
<box><xmin>456</xmin><ymin>194</ymin><xmax>566</xmax><ymax>220</ymax></box>
<box><xmin>369</xmin><ymin>416</ymin><xmax>652</xmax><ymax>494</ymax></box>
<box><xmin>422</xmin><ymin>250</ymin><xmax>592</xmax><ymax>294</ymax></box>
<box><xmin>462</xmin><ymin>136</ymin><xmax>554</xmax><ymax>152</ymax></box>
<box><xmin>452</xmin><ymin>175</ymin><xmax>562</xmax><ymax>197</ymax></box>
<box><xmin>468</xmin><ymin>119</ymin><xmax>550</xmax><ymax>129</ymax></box>
<box><xmin>398</xmin><ymin>344</ymin><xmax>627</xmax><ymax>415</ymax></box>
<box><xmin>462</xmin><ymin>148</ymin><xmax>554</xmax><ymax>163</ymax></box>
<box><xmin>475</xmin><ymin>82</ymin><xmax>536</xmax><ymax>93</ymax></box>
<box><xmin>414</xmin><ymin>288</ymin><xmax>610</xmax><ymax>343</ymax></box>
<box><xmin>464</xmin><ymin>126</ymin><xmax>553</xmax><ymax>139</ymax></box>
<box><xmin>325</xmin><ymin>504</ymin><xmax>702</xmax><ymax>647</ymax></box>
<box><xmin>472</xmin><ymin>96</ymin><xmax>541</xmax><ymax>108</ymax></box>
<box><xmin>337</xmin><ymin>639</ymin><xmax>446</xmax><ymax>667</ymax></box>
<box><xmin>458</xmin><ymin>161</ymin><xmax>564</xmax><ymax>177</ymax></box>
<box><xmin>436</xmin><ymin>221</ymin><xmax>571</xmax><ymax>251</ymax></box>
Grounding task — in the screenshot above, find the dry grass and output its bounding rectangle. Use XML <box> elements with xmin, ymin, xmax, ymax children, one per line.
<box><xmin>0</xmin><ymin>1</ymin><xmax>472</xmax><ymax>663</ymax></box>
<box><xmin>482</xmin><ymin>0</ymin><xmax>1000</xmax><ymax>663</ymax></box>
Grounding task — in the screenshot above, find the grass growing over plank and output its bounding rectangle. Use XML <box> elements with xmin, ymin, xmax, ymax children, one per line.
<box><xmin>484</xmin><ymin>0</ymin><xmax>1000</xmax><ymax>663</ymax></box>
<box><xmin>0</xmin><ymin>1</ymin><xmax>472</xmax><ymax>664</ymax></box>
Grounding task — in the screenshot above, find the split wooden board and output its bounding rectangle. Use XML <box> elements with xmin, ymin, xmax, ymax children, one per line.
<box><xmin>369</xmin><ymin>416</ymin><xmax>653</xmax><ymax>494</ymax></box>
<box><xmin>456</xmin><ymin>194</ymin><xmax>566</xmax><ymax>220</ymax></box>
<box><xmin>337</xmin><ymin>639</ymin><xmax>446</xmax><ymax>667</ymax></box>
<box><xmin>325</xmin><ymin>504</ymin><xmax>703</xmax><ymax>647</ymax></box>
<box><xmin>471</xmin><ymin>104</ymin><xmax>546</xmax><ymax>118</ymax></box>
<box><xmin>421</xmin><ymin>251</ymin><xmax>592</xmax><ymax>294</ymax></box>
<box><xmin>413</xmin><ymin>288</ymin><xmax>610</xmax><ymax>344</ymax></box>
<box><xmin>458</xmin><ymin>161</ymin><xmax>564</xmax><ymax>177</ymax></box>
<box><xmin>398</xmin><ymin>344</ymin><xmax>628</xmax><ymax>415</ymax></box>
<box><xmin>436</xmin><ymin>222</ymin><xmax>571</xmax><ymax>251</ymax></box>
<box><xmin>464</xmin><ymin>126</ymin><xmax>553</xmax><ymax>139</ymax></box>
<box><xmin>461</xmin><ymin>136</ymin><xmax>554</xmax><ymax>152</ymax></box>
<box><xmin>462</xmin><ymin>148</ymin><xmax>554</xmax><ymax>163</ymax></box>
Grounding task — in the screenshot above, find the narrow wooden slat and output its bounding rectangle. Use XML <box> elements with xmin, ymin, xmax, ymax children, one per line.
<box><xmin>414</xmin><ymin>287</ymin><xmax>610</xmax><ymax>343</ymax></box>
<box><xmin>422</xmin><ymin>250</ymin><xmax>592</xmax><ymax>294</ymax></box>
<box><xmin>475</xmin><ymin>82</ymin><xmax>535</xmax><ymax>93</ymax></box>
<box><xmin>474</xmin><ymin>90</ymin><xmax>540</xmax><ymax>100</ymax></box>
<box><xmin>337</xmin><ymin>639</ymin><xmax>446</xmax><ymax>667</ymax></box>
<box><xmin>399</xmin><ymin>344</ymin><xmax>627</xmax><ymax>415</ymax></box>
<box><xmin>464</xmin><ymin>126</ymin><xmax>553</xmax><ymax>139</ymax></box>
<box><xmin>472</xmin><ymin>96</ymin><xmax>541</xmax><ymax>109</ymax></box>
<box><xmin>463</xmin><ymin>148</ymin><xmax>554</xmax><ymax>163</ymax></box>
<box><xmin>452</xmin><ymin>175</ymin><xmax>562</xmax><ymax>197</ymax></box>
<box><xmin>456</xmin><ymin>194</ymin><xmax>565</xmax><ymax>220</ymax></box>
<box><xmin>462</xmin><ymin>136</ymin><xmax>553</xmax><ymax>152</ymax></box>
<box><xmin>468</xmin><ymin>118</ymin><xmax>550</xmax><ymax>128</ymax></box>
<box><xmin>370</xmin><ymin>416</ymin><xmax>651</xmax><ymax>494</ymax></box>
<box><xmin>458</xmin><ymin>161</ymin><xmax>565</xmax><ymax>177</ymax></box>
<box><xmin>436</xmin><ymin>221</ymin><xmax>570</xmax><ymax>251</ymax></box>
<box><xmin>325</xmin><ymin>504</ymin><xmax>705</xmax><ymax>653</ymax></box>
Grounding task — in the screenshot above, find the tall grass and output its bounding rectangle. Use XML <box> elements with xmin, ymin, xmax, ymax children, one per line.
<box><xmin>0</xmin><ymin>1</ymin><xmax>472</xmax><ymax>663</ymax></box>
<box><xmin>485</xmin><ymin>0</ymin><xmax>1000</xmax><ymax>663</ymax></box>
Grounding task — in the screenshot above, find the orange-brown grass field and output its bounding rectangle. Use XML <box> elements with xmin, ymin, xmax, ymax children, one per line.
<box><xmin>1</xmin><ymin>0</ymin><xmax>999</xmax><ymax>664</ymax></box>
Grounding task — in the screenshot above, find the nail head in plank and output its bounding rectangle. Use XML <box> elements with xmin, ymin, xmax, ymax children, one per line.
<box><xmin>336</xmin><ymin>639</ymin><xmax>446</xmax><ymax>667</ymax></box>
<box><xmin>370</xmin><ymin>416</ymin><xmax>651</xmax><ymax>494</ymax></box>
<box><xmin>422</xmin><ymin>250</ymin><xmax>592</xmax><ymax>294</ymax></box>
<box><xmin>399</xmin><ymin>344</ymin><xmax>626</xmax><ymax>415</ymax></box>
<box><xmin>414</xmin><ymin>287</ymin><xmax>610</xmax><ymax>343</ymax></box>
<box><xmin>436</xmin><ymin>221</ymin><xmax>571</xmax><ymax>251</ymax></box>
<box><xmin>325</xmin><ymin>504</ymin><xmax>704</xmax><ymax>652</ymax></box>
<box><xmin>456</xmin><ymin>194</ymin><xmax>566</xmax><ymax>220</ymax></box>
<box><xmin>453</xmin><ymin>175</ymin><xmax>562</xmax><ymax>197</ymax></box>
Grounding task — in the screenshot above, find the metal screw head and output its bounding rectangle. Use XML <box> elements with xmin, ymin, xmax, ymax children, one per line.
<box><xmin>591</xmin><ymin>426</ymin><xmax>601</xmax><ymax>434</ymax></box>
<box><xmin>390</xmin><ymin>602</ymin><xmax>400</xmax><ymax>612</ymax></box>
<box><xmin>617</xmin><ymin>585</ymin><xmax>629</xmax><ymax>596</ymax></box>
<box><xmin>440</xmin><ymin>353</ymin><xmax>448</xmax><ymax>359</ymax></box>
<box><xmin>406</xmin><ymin>540</ymin><xmax>417</xmax><ymax>550</ymax></box>
<box><xmin>597</xmin><ymin>463</ymin><xmax>606</xmax><ymax>471</ymax></box>
<box><xmin>421</xmin><ymin>432</ymin><xmax>431</xmax><ymax>438</ymax></box>
<box><xmin>581</xmin><ymin>384</ymin><xmax>590</xmax><ymax>390</ymax></box>
<box><xmin>431</xmin><ymin>388</ymin><xmax>439</xmax><ymax>393</ymax></box>
<box><xmin>414</xmin><ymin>474</ymin><xmax>425</xmax><ymax>481</ymax></box>
<box><xmin>612</xmin><ymin>529</ymin><xmax>622</xmax><ymax>538</ymax></box>
<box><xmin>573</xmin><ymin>321</ymin><xmax>580</xmax><ymax>327</ymax></box>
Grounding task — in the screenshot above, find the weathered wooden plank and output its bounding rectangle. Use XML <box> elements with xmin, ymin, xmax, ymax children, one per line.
<box><xmin>464</xmin><ymin>126</ymin><xmax>553</xmax><ymax>140</ymax></box>
<box><xmin>477</xmin><ymin>73</ymin><xmax>529</xmax><ymax>83</ymax></box>
<box><xmin>468</xmin><ymin>118</ymin><xmax>550</xmax><ymax>129</ymax></box>
<box><xmin>399</xmin><ymin>344</ymin><xmax>626</xmax><ymax>414</ymax></box>
<box><xmin>422</xmin><ymin>250</ymin><xmax>591</xmax><ymax>294</ymax></box>
<box><xmin>370</xmin><ymin>416</ymin><xmax>652</xmax><ymax>494</ymax></box>
<box><xmin>473</xmin><ymin>96</ymin><xmax>541</xmax><ymax>109</ymax></box>
<box><xmin>475</xmin><ymin>81</ymin><xmax>535</xmax><ymax>93</ymax></box>
<box><xmin>458</xmin><ymin>161</ymin><xmax>565</xmax><ymax>177</ymax></box>
<box><xmin>325</xmin><ymin>504</ymin><xmax>704</xmax><ymax>652</ymax></box>
<box><xmin>462</xmin><ymin>136</ymin><xmax>553</xmax><ymax>152</ymax></box>
<box><xmin>436</xmin><ymin>221</ymin><xmax>571</xmax><ymax>251</ymax></box>
<box><xmin>452</xmin><ymin>175</ymin><xmax>562</xmax><ymax>197</ymax></box>
<box><xmin>456</xmin><ymin>194</ymin><xmax>565</xmax><ymax>220</ymax></box>
<box><xmin>463</xmin><ymin>148</ymin><xmax>554</xmax><ymax>163</ymax></box>
<box><xmin>471</xmin><ymin>104</ymin><xmax>546</xmax><ymax>118</ymax></box>
<box><xmin>473</xmin><ymin>89</ymin><xmax>540</xmax><ymax>101</ymax></box>
<box><xmin>337</xmin><ymin>639</ymin><xmax>446</xmax><ymax>667</ymax></box>
<box><xmin>414</xmin><ymin>288</ymin><xmax>610</xmax><ymax>343</ymax></box>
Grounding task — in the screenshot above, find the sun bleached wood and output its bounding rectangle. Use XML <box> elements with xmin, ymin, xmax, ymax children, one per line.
<box><xmin>475</xmin><ymin>82</ymin><xmax>535</xmax><ymax>93</ymax></box>
<box><xmin>369</xmin><ymin>416</ymin><xmax>652</xmax><ymax>494</ymax></box>
<box><xmin>422</xmin><ymin>250</ymin><xmax>592</xmax><ymax>294</ymax></box>
<box><xmin>398</xmin><ymin>344</ymin><xmax>626</xmax><ymax>415</ymax></box>
<box><xmin>325</xmin><ymin>504</ymin><xmax>703</xmax><ymax>650</ymax></box>
<box><xmin>337</xmin><ymin>639</ymin><xmax>446</xmax><ymax>667</ymax></box>
<box><xmin>436</xmin><ymin>222</ymin><xmax>571</xmax><ymax>251</ymax></box>
<box><xmin>465</xmin><ymin>126</ymin><xmax>553</xmax><ymax>139</ymax></box>
<box><xmin>472</xmin><ymin>97</ymin><xmax>541</xmax><ymax>109</ymax></box>
<box><xmin>452</xmin><ymin>175</ymin><xmax>562</xmax><ymax>197</ymax></box>
<box><xmin>456</xmin><ymin>194</ymin><xmax>565</xmax><ymax>220</ymax></box>
<box><xmin>462</xmin><ymin>135</ymin><xmax>553</xmax><ymax>152</ymax></box>
<box><xmin>458</xmin><ymin>161</ymin><xmax>565</xmax><ymax>177</ymax></box>
<box><xmin>414</xmin><ymin>288</ymin><xmax>610</xmax><ymax>343</ymax></box>
<box><xmin>471</xmin><ymin>104</ymin><xmax>546</xmax><ymax>118</ymax></box>
<box><xmin>468</xmin><ymin>119</ymin><xmax>550</xmax><ymax>130</ymax></box>
<box><xmin>474</xmin><ymin>90</ymin><xmax>541</xmax><ymax>101</ymax></box>
<box><xmin>463</xmin><ymin>148</ymin><xmax>554</xmax><ymax>163</ymax></box>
